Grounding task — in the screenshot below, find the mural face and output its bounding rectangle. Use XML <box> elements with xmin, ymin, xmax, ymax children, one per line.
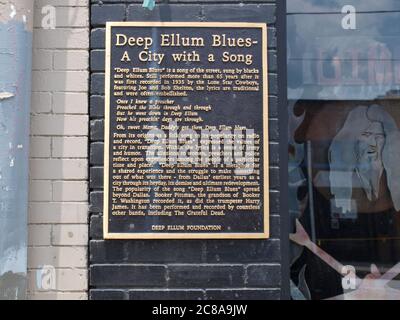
<box><xmin>329</xmin><ymin>105</ymin><xmax>400</xmax><ymax>214</ymax></box>
<box><xmin>356</xmin><ymin>120</ymin><xmax>385</xmax><ymax>200</ymax></box>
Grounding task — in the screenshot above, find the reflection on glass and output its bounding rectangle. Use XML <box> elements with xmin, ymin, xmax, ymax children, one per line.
<box><xmin>288</xmin><ymin>1</ymin><xmax>400</xmax><ymax>300</ymax></box>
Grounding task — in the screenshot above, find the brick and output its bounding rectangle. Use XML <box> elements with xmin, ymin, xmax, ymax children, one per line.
<box><xmin>91</xmin><ymin>4</ymin><xmax>126</xmax><ymax>26</ymax></box>
<box><xmin>129</xmin><ymin>290</ymin><xmax>204</xmax><ymax>300</ymax></box>
<box><xmin>268</xmin><ymin>51</ymin><xmax>277</xmax><ymax>73</ymax></box>
<box><xmin>89</xmin><ymin>191</ymin><xmax>103</xmax><ymax>213</ymax></box>
<box><xmin>28</xmin><ymin>268</ymin><xmax>87</xmax><ymax>292</ymax></box>
<box><xmin>29</xmin><ymin>202</ymin><xmax>88</xmax><ymax>224</ymax></box>
<box><xmin>202</xmin><ymin>4</ymin><xmax>276</xmax><ymax>24</ymax></box>
<box><xmin>47</xmin><ymin>7</ymin><xmax>88</xmax><ymax>28</ymax></box>
<box><xmin>100</xmin><ymin>0</ymin><xmax>163</xmax><ymax>2</ymax></box>
<box><xmin>90</xmin><ymin>240</ymin><xmax>126</xmax><ymax>263</ymax></box>
<box><xmin>90</xmin><ymin>95</ymin><xmax>105</xmax><ymax>118</ymax></box>
<box><xmin>127</xmin><ymin>4</ymin><xmax>202</xmax><ymax>22</ymax></box>
<box><xmin>33</xmin><ymin>50</ymin><xmax>53</xmax><ymax>70</ymax></box>
<box><xmin>31</xmin><ymin>115</ymin><xmax>88</xmax><ymax>136</ymax></box>
<box><xmin>90</xmin><ymin>265</ymin><xmax>166</xmax><ymax>287</ymax></box>
<box><xmin>53</xmin><ymin>269</ymin><xmax>87</xmax><ymax>291</ymax></box>
<box><xmin>125</xmin><ymin>240</ymin><xmax>204</xmax><ymax>264</ymax></box>
<box><xmin>90</xmin><ymin>167</ymin><xmax>104</xmax><ymax>189</ymax></box>
<box><xmin>28</xmin><ymin>292</ymin><xmax>88</xmax><ymax>300</ymax></box>
<box><xmin>269</xmin><ymin>143</ymin><xmax>279</xmax><ymax>165</ymax></box>
<box><xmin>32</xmin><ymin>71</ymin><xmax>88</xmax><ymax>92</ymax></box>
<box><xmin>34</xmin><ymin>28</ymin><xmax>89</xmax><ymax>49</ymax></box>
<box><xmin>53</xmin><ymin>50</ymin><xmax>89</xmax><ymax>70</ymax></box>
<box><xmin>35</xmin><ymin>0</ymin><xmax>89</xmax><ymax>8</ymax></box>
<box><xmin>168</xmin><ymin>265</ymin><xmax>244</xmax><ymax>288</ymax></box>
<box><xmin>246</xmin><ymin>264</ymin><xmax>281</xmax><ymax>288</ymax></box>
<box><xmin>90</xmin><ymin>290</ymin><xmax>126</xmax><ymax>300</ymax></box>
<box><xmin>270</xmin><ymin>190</ymin><xmax>279</xmax><ymax>214</ymax></box>
<box><xmin>52</xmin><ymin>224</ymin><xmax>88</xmax><ymax>246</ymax></box>
<box><xmin>52</xmin><ymin>137</ymin><xmax>88</xmax><ymax>158</ymax></box>
<box><xmin>90</xmin><ymin>73</ymin><xmax>105</xmax><ymax>95</ymax></box>
<box><xmin>30</xmin><ymin>137</ymin><xmax>51</xmax><ymax>158</ymax></box>
<box><xmin>31</xmin><ymin>92</ymin><xmax>52</xmax><ymax>114</ymax></box>
<box><xmin>90</xmin><ymin>142</ymin><xmax>104</xmax><ymax>165</ymax></box>
<box><xmin>52</xmin><ymin>181</ymin><xmax>88</xmax><ymax>202</ymax></box>
<box><xmin>269</xmin><ymin>167</ymin><xmax>280</xmax><ymax>190</ymax></box>
<box><xmin>90</xmin><ymin>119</ymin><xmax>104</xmax><ymax>141</ymax></box>
<box><xmin>28</xmin><ymin>247</ymin><xmax>87</xmax><ymax>269</ymax></box>
<box><xmin>204</xmin><ymin>240</ymin><xmax>281</xmax><ymax>263</ymax></box>
<box><xmin>268</xmin><ymin>27</ymin><xmax>277</xmax><ymax>49</ymax></box>
<box><xmin>90</xmin><ymin>28</ymin><xmax>105</xmax><ymax>49</ymax></box>
<box><xmin>206</xmin><ymin>289</ymin><xmax>280</xmax><ymax>300</ymax></box>
<box><xmin>29</xmin><ymin>180</ymin><xmax>52</xmax><ymax>202</ymax></box>
<box><xmin>28</xmin><ymin>225</ymin><xmax>52</xmax><ymax>246</ymax></box>
<box><xmin>89</xmin><ymin>215</ymin><xmax>103</xmax><ymax>239</ymax></box>
<box><xmin>268</xmin><ymin>73</ymin><xmax>278</xmax><ymax>95</ymax></box>
<box><xmin>269</xmin><ymin>119</ymin><xmax>279</xmax><ymax>141</ymax></box>
<box><xmin>90</xmin><ymin>50</ymin><xmax>105</xmax><ymax>72</ymax></box>
<box><xmin>53</xmin><ymin>92</ymin><xmax>88</xmax><ymax>114</ymax></box>
<box><xmin>30</xmin><ymin>159</ymin><xmax>87</xmax><ymax>180</ymax></box>
<box><xmin>91</xmin><ymin>240</ymin><xmax>205</xmax><ymax>264</ymax></box>
<box><xmin>269</xmin><ymin>96</ymin><xmax>278</xmax><ymax>118</ymax></box>
<box><xmin>270</xmin><ymin>216</ymin><xmax>281</xmax><ymax>239</ymax></box>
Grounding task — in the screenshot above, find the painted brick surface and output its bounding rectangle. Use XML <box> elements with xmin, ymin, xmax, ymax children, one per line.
<box><xmin>89</xmin><ymin>1</ymin><xmax>283</xmax><ymax>300</ymax></box>
<box><xmin>28</xmin><ymin>0</ymin><xmax>89</xmax><ymax>300</ymax></box>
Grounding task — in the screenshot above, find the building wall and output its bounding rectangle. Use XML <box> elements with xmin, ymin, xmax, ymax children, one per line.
<box><xmin>89</xmin><ymin>0</ymin><xmax>283</xmax><ymax>300</ymax></box>
<box><xmin>27</xmin><ymin>0</ymin><xmax>89</xmax><ymax>300</ymax></box>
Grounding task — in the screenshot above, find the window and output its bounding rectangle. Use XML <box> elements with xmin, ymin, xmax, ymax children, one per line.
<box><xmin>288</xmin><ymin>0</ymin><xmax>400</xmax><ymax>300</ymax></box>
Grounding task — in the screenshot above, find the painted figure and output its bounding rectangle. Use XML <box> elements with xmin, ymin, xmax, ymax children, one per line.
<box><xmin>329</xmin><ymin>105</ymin><xmax>400</xmax><ymax>214</ymax></box>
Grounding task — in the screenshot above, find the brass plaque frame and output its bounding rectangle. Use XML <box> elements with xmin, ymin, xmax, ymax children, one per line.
<box><xmin>104</xmin><ymin>21</ymin><xmax>269</xmax><ymax>239</ymax></box>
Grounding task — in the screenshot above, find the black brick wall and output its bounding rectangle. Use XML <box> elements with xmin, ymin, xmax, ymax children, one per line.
<box><xmin>89</xmin><ymin>0</ymin><xmax>284</xmax><ymax>300</ymax></box>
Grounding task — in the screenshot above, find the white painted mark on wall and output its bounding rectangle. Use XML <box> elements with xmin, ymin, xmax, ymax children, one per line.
<box><xmin>36</xmin><ymin>265</ymin><xmax>56</xmax><ymax>291</ymax></box>
<box><xmin>342</xmin><ymin>5</ymin><xmax>357</xmax><ymax>30</ymax></box>
<box><xmin>41</xmin><ymin>5</ymin><xmax>56</xmax><ymax>30</ymax></box>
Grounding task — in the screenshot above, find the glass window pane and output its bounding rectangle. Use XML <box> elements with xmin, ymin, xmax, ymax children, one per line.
<box><xmin>288</xmin><ymin>1</ymin><xmax>400</xmax><ymax>300</ymax></box>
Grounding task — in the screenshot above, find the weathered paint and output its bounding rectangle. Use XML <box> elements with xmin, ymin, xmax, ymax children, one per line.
<box><xmin>0</xmin><ymin>0</ymin><xmax>33</xmax><ymax>300</ymax></box>
<box><xmin>0</xmin><ymin>0</ymin><xmax>33</xmax><ymax>31</ymax></box>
